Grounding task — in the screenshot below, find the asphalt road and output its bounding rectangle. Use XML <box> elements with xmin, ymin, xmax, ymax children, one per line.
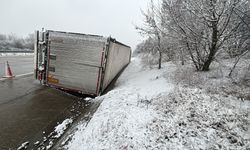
<box><xmin>0</xmin><ymin>56</ymin><xmax>94</xmax><ymax>149</ymax></box>
<box><xmin>0</xmin><ymin>76</ymin><xmax>85</xmax><ymax>149</ymax></box>
<box><xmin>0</xmin><ymin>55</ymin><xmax>105</xmax><ymax>149</ymax></box>
<box><xmin>0</xmin><ymin>56</ymin><xmax>34</xmax><ymax>77</ymax></box>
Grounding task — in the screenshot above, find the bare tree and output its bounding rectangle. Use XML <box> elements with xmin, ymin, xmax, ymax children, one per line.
<box><xmin>0</xmin><ymin>33</ymin><xmax>34</xmax><ymax>51</ymax></box>
<box><xmin>0</xmin><ymin>34</ymin><xmax>7</xmax><ymax>41</ymax></box>
<box><xmin>24</xmin><ymin>33</ymin><xmax>34</xmax><ymax>50</ymax></box>
<box><xmin>136</xmin><ymin>1</ymin><xmax>164</xmax><ymax>69</ymax></box>
<box><xmin>228</xmin><ymin>8</ymin><xmax>250</xmax><ymax>77</ymax></box>
<box><xmin>161</xmin><ymin>0</ymin><xmax>249</xmax><ymax>71</ymax></box>
<box><xmin>133</xmin><ymin>37</ymin><xmax>157</xmax><ymax>55</ymax></box>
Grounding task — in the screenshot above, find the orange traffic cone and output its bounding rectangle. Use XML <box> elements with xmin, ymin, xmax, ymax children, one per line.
<box><xmin>3</xmin><ymin>61</ymin><xmax>14</xmax><ymax>78</ymax></box>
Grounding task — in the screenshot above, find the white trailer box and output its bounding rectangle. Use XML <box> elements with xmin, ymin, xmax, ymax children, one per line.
<box><xmin>34</xmin><ymin>30</ymin><xmax>131</xmax><ymax>96</ymax></box>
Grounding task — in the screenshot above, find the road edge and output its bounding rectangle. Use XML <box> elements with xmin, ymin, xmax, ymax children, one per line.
<box><xmin>0</xmin><ymin>72</ymin><xmax>33</xmax><ymax>82</ymax></box>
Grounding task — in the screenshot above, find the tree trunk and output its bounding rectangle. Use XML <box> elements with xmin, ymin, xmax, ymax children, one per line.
<box><xmin>202</xmin><ymin>58</ymin><xmax>213</xmax><ymax>71</ymax></box>
<box><xmin>156</xmin><ymin>33</ymin><xmax>162</xmax><ymax>69</ymax></box>
<box><xmin>180</xmin><ymin>49</ymin><xmax>185</xmax><ymax>65</ymax></box>
<box><xmin>202</xmin><ymin>15</ymin><xmax>218</xmax><ymax>71</ymax></box>
<box><xmin>181</xmin><ymin>58</ymin><xmax>185</xmax><ymax>65</ymax></box>
<box><xmin>158</xmin><ymin>51</ymin><xmax>162</xmax><ymax>69</ymax></box>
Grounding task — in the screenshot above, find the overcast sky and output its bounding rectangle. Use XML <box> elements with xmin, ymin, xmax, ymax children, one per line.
<box><xmin>0</xmin><ymin>0</ymin><xmax>149</xmax><ymax>49</ymax></box>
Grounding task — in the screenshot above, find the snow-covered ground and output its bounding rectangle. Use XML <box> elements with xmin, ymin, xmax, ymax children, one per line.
<box><xmin>64</xmin><ymin>57</ymin><xmax>250</xmax><ymax>150</ymax></box>
<box><xmin>0</xmin><ymin>52</ymin><xmax>33</xmax><ymax>56</ymax></box>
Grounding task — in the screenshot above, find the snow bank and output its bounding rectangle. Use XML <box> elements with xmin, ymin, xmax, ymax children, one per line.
<box><xmin>66</xmin><ymin>57</ymin><xmax>175</xmax><ymax>149</ymax></box>
<box><xmin>45</xmin><ymin>118</ymin><xmax>73</xmax><ymax>149</ymax></box>
<box><xmin>54</xmin><ymin>118</ymin><xmax>73</xmax><ymax>138</ymax></box>
<box><xmin>65</xmin><ymin>57</ymin><xmax>249</xmax><ymax>150</ymax></box>
<box><xmin>0</xmin><ymin>53</ymin><xmax>33</xmax><ymax>57</ymax></box>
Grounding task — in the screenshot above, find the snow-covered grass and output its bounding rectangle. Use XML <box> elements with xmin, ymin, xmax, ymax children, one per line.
<box><xmin>174</xmin><ymin>58</ymin><xmax>250</xmax><ymax>100</ymax></box>
<box><xmin>150</xmin><ymin>86</ymin><xmax>250</xmax><ymax>149</ymax></box>
<box><xmin>64</xmin><ymin>57</ymin><xmax>250</xmax><ymax>150</ymax></box>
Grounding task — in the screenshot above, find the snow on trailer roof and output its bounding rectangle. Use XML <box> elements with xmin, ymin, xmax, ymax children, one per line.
<box><xmin>46</xmin><ymin>30</ymin><xmax>104</xmax><ymax>38</ymax></box>
<box><xmin>109</xmin><ymin>37</ymin><xmax>131</xmax><ymax>48</ymax></box>
<box><xmin>46</xmin><ymin>30</ymin><xmax>131</xmax><ymax>48</ymax></box>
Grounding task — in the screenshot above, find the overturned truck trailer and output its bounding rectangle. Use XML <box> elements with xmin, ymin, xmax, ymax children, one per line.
<box><xmin>34</xmin><ymin>30</ymin><xmax>131</xmax><ymax>96</ymax></box>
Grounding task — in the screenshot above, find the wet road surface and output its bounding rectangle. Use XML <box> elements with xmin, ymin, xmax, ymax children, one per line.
<box><xmin>0</xmin><ymin>56</ymin><xmax>33</xmax><ymax>77</ymax></box>
<box><xmin>0</xmin><ymin>55</ymin><xmax>124</xmax><ymax>149</ymax></box>
<box><xmin>52</xmin><ymin>98</ymin><xmax>102</xmax><ymax>150</ymax></box>
<box><xmin>0</xmin><ymin>75</ymin><xmax>87</xmax><ymax>149</ymax></box>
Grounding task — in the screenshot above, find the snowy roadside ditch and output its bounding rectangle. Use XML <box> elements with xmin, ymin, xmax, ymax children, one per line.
<box><xmin>63</xmin><ymin>57</ymin><xmax>249</xmax><ymax>150</ymax></box>
<box><xmin>65</xmin><ymin>57</ymin><xmax>176</xmax><ymax>149</ymax></box>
